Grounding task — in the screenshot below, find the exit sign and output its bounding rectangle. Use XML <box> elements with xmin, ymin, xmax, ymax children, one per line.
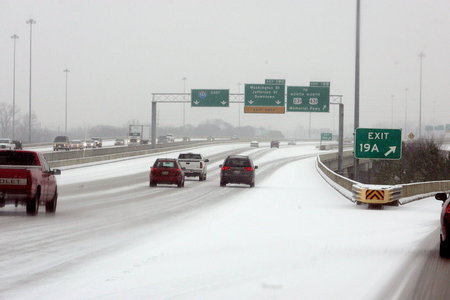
<box><xmin>354</xmin><ymin>128</ymin><xmax>402</xmax><ymax>160</ymax></box>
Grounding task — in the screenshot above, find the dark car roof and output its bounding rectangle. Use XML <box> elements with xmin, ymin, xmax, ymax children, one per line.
<box><xmin>155</xmin><ymin>158</ymin><xmax>177</xmax><ymax>161</ymax></box>
<box><xmin>226</xmin><ymin>155</ymin><xmax>250</xmax><ymax>159</ymax></box>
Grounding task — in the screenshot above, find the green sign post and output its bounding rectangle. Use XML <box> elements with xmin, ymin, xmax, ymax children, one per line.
<box><xmin>287</xmin><ymin>86</ymin><xmax>330</xmax><ymax>112</ymax></box>
<box><xmin>355</xmin><ymin>128</ymin><xmax>402</xmax><ymax>160</ymax></box>
<box><xmin>321</xmin><ymin>133</ymin><xmax>332</xmax><ymax>141</ymax></box>
<box><xmin>191</xmin><ymin>89</ymin><xmax>229</xmax><ymax>107</ymax></box>
<box><xmin>244</xmin><ymin>84</ymin><xmax>285</xmax><ymax>114</ymax></box>
<box><xmin>310</xmin><ymin>81</ymin><xmax>330</xmax><ymax>87</ymax></box>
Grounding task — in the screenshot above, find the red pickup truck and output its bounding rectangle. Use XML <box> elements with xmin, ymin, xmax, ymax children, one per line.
<box><xmin>0</xmin><ymin>150</ymin><xmax>61</xmax><ymax>215</ymax></box>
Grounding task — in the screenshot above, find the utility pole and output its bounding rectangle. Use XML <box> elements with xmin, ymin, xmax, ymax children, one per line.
<box><xmin>11</xmin><ymin>34</ymin><xmax>19</xmax><ymax>140</ymax></box>
<box><xmin>418</xmin><ymin>52</ymin><xmax>425</xmax><ymax>138</ymax></box>
<box><xmin>354</xmin><ymin>0</ymin><xmax>361</xmax><ymax>180</ymax></box>
<box><xmin>182</xmin><ymin>77</ymin><xmax>187</xmax><ymax>129</ymax></box>
<box><xmin>404</xmin><ymin>88</ymin><xmax>408</xmax><ymax>137</ymax></box>
<box><xmin>237</xmin><ymin>82</ymin><xmax>241</xmax><ymax>128</ymax></box>
<box><xmin>26</xmin><ymin>18</ymin><xmax>36</xmax><ymax>142</ymax></box>
<box><xmin>63</xmin><ymin>69</ymin><xmax>70</xmax><ymax>135</ymax></box>
<box><xmin>391</xmin><ymin>94</ymin><xmax>395</xmax><ymax>128</ymax></box>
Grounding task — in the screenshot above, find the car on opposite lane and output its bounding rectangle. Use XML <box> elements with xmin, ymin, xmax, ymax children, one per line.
<box><xmin>250</xmin><ymin>141</ymin><xmax>259</xmax><ymax>148</ymax></box>
<box><xmin>150</xmin><ymin>158</ymin><xmax>185</xmax><ymax>188</ymax></box>
<box><xmin>270</xmin><ymin>140</ymin><xmax>280</xmax><ymax>148</ymax></box>
<box><xmin>219</xmin><ymin>155</ymin><xmax>258</xmax><ymax>187</ymax></box>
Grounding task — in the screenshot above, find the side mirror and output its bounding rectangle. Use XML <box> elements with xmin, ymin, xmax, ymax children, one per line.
<box><xmin>204</xmin><ymin>159</ymin><xmax>209</xmax><ymax>163</ymax></box>
<box><xmin>435</xmin><ymin>193</ymin><xmax>448</xmax><ymax>201</ymax></box>
<box><xmin>51</xmin><ymin>169</ymin><xmax>61</xmax><ymax>175</ymax></box>
<box><xmin>219</xmin><ymin>164</ymin><xmax>223</xmax><ymax>168</ymax></box>
<box><xmin>254</xmin><ymin>166</ymin><xmax>258</xmax><ymax>169</ymax></box>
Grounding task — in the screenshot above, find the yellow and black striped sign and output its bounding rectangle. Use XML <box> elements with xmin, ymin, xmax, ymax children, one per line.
<box><xmin>366</xmin><ymin>190</ymin><xmax>384</xmax><ymax>200</ymax></box>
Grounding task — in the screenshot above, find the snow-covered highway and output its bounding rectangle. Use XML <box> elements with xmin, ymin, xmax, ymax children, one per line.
<box><xmin>0</xmin><ymin>142</ymin><xmax>445</xmax><ymax>299</ymax></box>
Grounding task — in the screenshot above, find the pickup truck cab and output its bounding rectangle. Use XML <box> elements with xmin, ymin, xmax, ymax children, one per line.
<box><xmin>177</xmin><ymin>153</ymin><xmax>209</xmax><ymax>181</ymax></box>
<box><xmin>53</xmin><ymin>135</ymin><xmax>70</xmax><ymax>151</ymax></box>
<box><xmin>0</xmin><ymin>150</ymin><xmax>61</xmax><ymax>215</ymax></box>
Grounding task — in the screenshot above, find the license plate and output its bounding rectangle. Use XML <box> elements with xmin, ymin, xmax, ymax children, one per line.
<box><xmin>162</xmin><ymin>171</ymin><xmax>169</xmax><ymax>175</ymax></box>
<box><xmin>233</xmin><ymin>170</ymin><xmax>241</xmax><ymax>175</ymax></box>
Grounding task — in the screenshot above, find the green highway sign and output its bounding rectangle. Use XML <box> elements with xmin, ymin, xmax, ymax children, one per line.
<box><xmin>446</xmin><ymin>124</ymin><xmax>450</xmax><ymax>132</ymax></box>
<box><xmin>425</xmin><ymin>125</ymin><xmax>434</xmax><ymax>131</ymax></box>
<box><xmin>265</xmin><ymin>79</ymin><xmax>285</xmax><ymax>85</ymax></box>
<box><xmin>355</xmin><ymin>128</ymin><xmax>402</xmax><ymax>160</ymax></box>
<box><xmin>310</xmin><ymin>81</ymin><xmax>330</xmax><ymax>87</ymax></box>
<box><xmin>244</xmin><ymin>84</ymin><xmax>285</xmax><ymax>114</ymax></box>
<box><xmin>321</xmin><ymin>133</ymin><xmax>332</xmax><ymax>141</ymax></box>
<box><xmin>287</xmin><ymin>86</ymin><xmax>330</xmax><ymax>112</ymax></box>
<box><xmin>435</xmin><ymin>125</ymin><xmax>444</xmax><ymax>131</ymax></box>
<box><xmin>191</xmin><ymin>89</ymin><xmax>229</xmax><ymax>107</ymax></box>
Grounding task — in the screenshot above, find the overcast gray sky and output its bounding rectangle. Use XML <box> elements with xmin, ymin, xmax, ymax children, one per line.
<box><xmin>1</xmin><ymin>0</ymin><xmax>449</xmax><ymax>137</ymax></box>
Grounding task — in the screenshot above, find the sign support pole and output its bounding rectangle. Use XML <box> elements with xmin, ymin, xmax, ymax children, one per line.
<box><xmin>151</xmin><ymin>96</ymin><xmax>157</xmax><ymax>148</ymax></box>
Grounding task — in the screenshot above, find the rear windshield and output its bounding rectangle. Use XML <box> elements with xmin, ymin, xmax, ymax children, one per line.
<box><xmin>225</xmin><ymin>158</ymin><xmax>251</xmax><ymax>167</ymax></box>
<box><xmin>54</xmin><ymin>136</ymin><xmax>68</xmax><ymax>142</ymax></box>
<box><xmin>0</xmin><ymin>139</ymin><xmax>11</xmax><ymax>143</ymax></box>
<box><xmin>0</xmin><ymin>151</ymin><xmax>38</xmax><ymax>166</ymax></box>
<box><xmin>178</xmin><ymin>153</ymin><xmax>201</xmax><ymax>159</ymax></box>
<box><xmin>154</xmin><ymin>161</ymin><xmax>176</xmax><ymax>168</ymax></box>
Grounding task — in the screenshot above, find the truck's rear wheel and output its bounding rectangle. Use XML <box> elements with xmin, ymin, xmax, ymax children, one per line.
<box><xmin>45</xmin><ymin>190</ymin><xmax>58</xmax><ymax>213</ymax></box>
<box><xmin>26</xmin><ymin>193</ymin><xmax>39</xmax><ymax>216</ymax></box>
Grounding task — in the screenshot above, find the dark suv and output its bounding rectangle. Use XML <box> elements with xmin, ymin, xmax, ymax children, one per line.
<box><xmin>219</xmin><ymin>155</ymin><xmax>258</xmax><ymax>187</ymax></box>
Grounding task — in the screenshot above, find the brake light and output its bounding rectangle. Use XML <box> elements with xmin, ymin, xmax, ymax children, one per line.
<box><xmin>243</xmin><ymin>167</ymin><xmax>253</xmax><ymax>171</ymax></box>
<box><xmin>200</xmin><ymin>162</ymin><xmax>203</xmax><ymax>168</ymax></box>
<box><xmin>176</xmin><ymin>168</ymin><xmax>181</xmax><ymax>172</ymax></box>
<box><xmin>446</xmin><ymin>206</ymin><xmax>450</xmax><ymax>214</ymax></box>
<box><xmin>221</xmin><ymin>166</ymin><xmax>231</xmax><ymax>171</ymax></box>
<box><xmin>151</xmin><ymin>167</ymin><xmax>155</xmax><ymax>173</ymax></box>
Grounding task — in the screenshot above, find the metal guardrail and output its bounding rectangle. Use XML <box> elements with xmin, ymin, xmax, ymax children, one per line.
<box><xmin>317</xmin><ymin>153</ymin><xmax>450</xmax><ymax>205</ymax></box>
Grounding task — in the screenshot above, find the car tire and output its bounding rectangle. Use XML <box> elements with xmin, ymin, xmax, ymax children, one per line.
<box><xmin>150</xmin><ymin>181</ymin><xmax>156</xmax><ymax>187</ymax></box>
<box><xmin>440</xmin><ymin>236</ymin><xmax>449</xmax><ymax>258</ymax></box>
<box><xmin>250</xmin><ymin>181</ymin><xmax>255</xmax><ymax>188</ymax></box>
<box><xmin>26</xmin><ymin>193</ymin><xmax>39</xmax><ymax>216</ymax></box>
<box><xmin>45</xmin><ymin>190</ymin><xmax>58</xmax><ymax>213</ymax></box>
<box><xmin>220</xmin><ymin>180</ymin><xmax>226</xmax><ymax>187</ymax></box>
<box><xmin>178</xmin><ymin>180</ymin><xmax>183</xmax><ymax>188</ymax></box>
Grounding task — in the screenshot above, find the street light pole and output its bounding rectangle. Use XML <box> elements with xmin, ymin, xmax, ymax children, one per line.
<box><xmin>11</xmin><ymin>34</ymin><xmax>19</xmax><ymax>140</ymax></box>
<box><xmin>182</xmin><ymin>77</ymin><xmax>187</xmax><ymax>129</ymax></box>
<box><xmin>354</xmin><ymin>0</ymin><xmax>361</xmax><ymax>181</ymax></box>
<box><xmin>26</xmin><ymin>18</ymin><xmax>36</xmax><ymax>143</ymax></box>
<box><xmin>391</xmin><ymin>94</ymin><xmax>394</xmax><ymax>128</ymax></box>
<box><xmin>63</xmin><ymin>69</ymin><xmax>70</xmax><ymax>135</ymax></box>
<box><xmin>404</xmin><ymin>88</ymin><xmax>408</xmax><ymax>136</ymax></box>
<box><xmin>418</xmin><ymin>52</ymin><xmax>425</xmax><ymax>138</ymax></box>
<box><xmin>237</xmin><ymin>82</ymin><xmax>241</xmax><ymax>128</ymax></box>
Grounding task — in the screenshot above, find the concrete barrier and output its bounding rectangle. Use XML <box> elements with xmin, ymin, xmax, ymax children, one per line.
<box><xmin>46</xmin><ymin>140</ymin><xmax>234</xmax><ymax>168</ymax></box>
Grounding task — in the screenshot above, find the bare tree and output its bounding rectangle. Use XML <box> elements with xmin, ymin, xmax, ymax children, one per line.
<box><xmin>0</xmin><ymin>103</ymin><xmax>15</xmax><ymax>137</ymax></box>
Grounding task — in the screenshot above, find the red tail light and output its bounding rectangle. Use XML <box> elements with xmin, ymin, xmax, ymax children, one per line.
<box><xmin>221</xmin><ymin>166</ymin><xmax>231</xmax><ymax>171</ymax></box>
<box><xmin>200</xmin><ymin>162</ymin><xmax>203</xmax><ymax>168</ymax></box>
<box><xmin>243</xmin><ymin>167</ymin><xmax>254</xmax><ymax>171</ymax></box>
<box><xmin>151</xmin><ymin>167</ymin><xmax>155</xmax><ymax>173</ymax></box>
<box><xmin>176</xmin><ymin>168</ymin><xmax>181</xmax><ymax>172</ymax></box>
<box><xmin>445</xmin><ymin>206</ymin><xmax>450</xmax><ymax>214</ymax></box>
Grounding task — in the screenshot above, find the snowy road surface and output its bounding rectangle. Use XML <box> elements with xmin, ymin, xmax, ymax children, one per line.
<box><xmin>0</xmin><ymin>142</ymin><xmax>445</xmax><ymax>299</ymax></box>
